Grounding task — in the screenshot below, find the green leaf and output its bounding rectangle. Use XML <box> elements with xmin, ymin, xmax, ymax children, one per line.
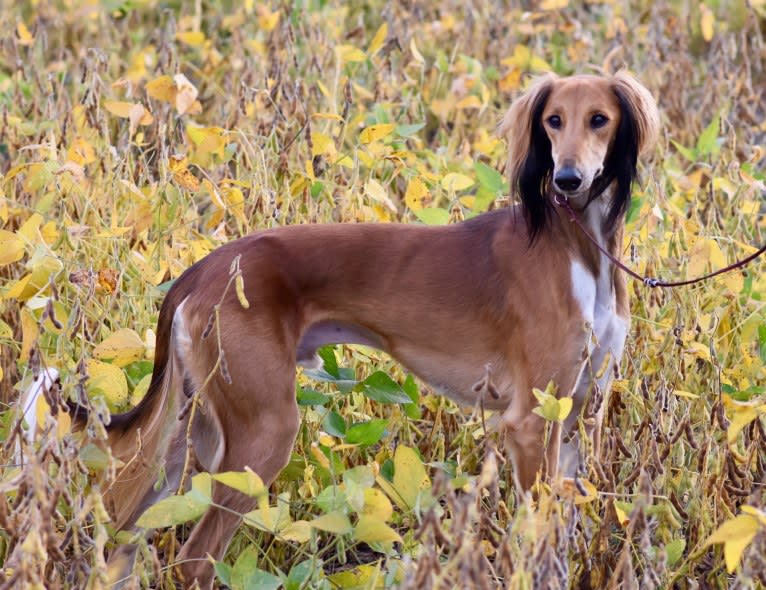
<box><xmin>310</xmin><ymin>181</ymin><xmax>324</xmax><ymax>199</ymax></box>
<box><xmin>296</xmin><ymin>387</ymin><xmax>331</xmax><ymax>406</ymax></box>
<box><xmin>395</xmin><ymin>122</ymin><xmax>425</xmax><ymax>137</ymax></box>
<box><xmin>402</xmin><ymin>374</ymin><xmax>421</xmax><ymax>419</ymax></box>
<box><xmin>670</xmin><ymin>139</ymin><xmax>697</xmax><ymax>163</ymax></box>
<box><xmin>360</xmin><ymin>371</ymin><xmax>413</xmax><ymax>404</ymax></box>
<box><xmin>316</xmin><ymin>485</ymin><xmax>348</xmax><ymax>513</ymax></box>
<box><xmin>317</xmin><ymin>346</ymin><xmax>339</xmax><ymax>378</ymax></box>
<box><xmin>231</xmin><ymin>547</ymin><xmax>282</xmax><ymax>590</ymax></box>
<box><xmin>696</xmin><ymin>114</ymin><xmax>720</xmax><ymax>157</ymax></box>
<box><xmin>345</xmin><ymin>419</ymin><xmax>388</xmax><ymax>445</ymax></box>
<box><xmin>286</xmin><ymin>559</ymin><xmax>315</xmax><ymax>590</ymax></box>
<box><xmin>79</xmin><ymin>443</ymin><xmax>110</xmax><ymax>471</ymax></box>
<box><xmin>214</xmin><ymin>561</ymin><xmax>233</xmax><ymax>588</ymax></box>
<box><xmin>625</xmin><ymin>195</ymin><xmax>643</xmax><ymax>225</ymax></box>
<box><xmin>414</xmin><ymin>207</ymin><xmax>449</xmax><ymax>225</ymax></box>
<box><xmin>343</xmin><ymin>465</ymin><xmax>375</xmax><ymax>512</ymax></box>
<box><xmin>474</xmin><ymin>161</ymin><xmax>507</xmax><ymax>194</ymax></box>
<box><xmin>136</xmin><ymin>493</ymin><xmax>210</xmax><ymax>528</ymax></box>
<box><xmin>322</xmin><ymin>411</ymin><xmax>347</xmax><ymax>437</ymax></box>
<box><xmin>156</xmin><ymin>279</ymin><xmax>176</xmax><ymax>293</ymax></box>
<box><xmin>666</xmin><ymin>538</ymin><xmax>686</xmax><ymax>566</ymax></box>
<box><xmin>472</xmin><ymin>186</ymin><xmax>497</xmax><ymax>212</ymax></box>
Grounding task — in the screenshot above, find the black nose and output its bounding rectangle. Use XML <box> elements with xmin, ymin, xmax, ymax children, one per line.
<box><xmin>554</xmin><ymin>168</ymin><xmax>582</xmax><ymax>192</ymax></box>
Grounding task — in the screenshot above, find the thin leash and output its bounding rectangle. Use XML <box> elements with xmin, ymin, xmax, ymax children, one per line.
<box><xmin>554</xmin><ymin>194</ymin><xmax>766</xmax><ymax>288</ymax></box>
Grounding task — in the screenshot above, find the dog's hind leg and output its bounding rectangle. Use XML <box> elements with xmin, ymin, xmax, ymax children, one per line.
<box><xmin>175</xmin><ymin>329</ymin><xmax>301</xmax><ymax>589</ymax></box>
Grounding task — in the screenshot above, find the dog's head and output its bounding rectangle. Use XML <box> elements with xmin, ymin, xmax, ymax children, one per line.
<box><xmin>499</xmin><ymin>72</ymin><xmax>659</xmax><ymax>239</ymax></box>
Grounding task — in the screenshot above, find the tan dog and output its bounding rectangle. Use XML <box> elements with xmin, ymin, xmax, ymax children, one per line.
<box><xmin>69</xmin><ymin>72</ymin><xmax>658</xmax><ymax>587</ymax></box>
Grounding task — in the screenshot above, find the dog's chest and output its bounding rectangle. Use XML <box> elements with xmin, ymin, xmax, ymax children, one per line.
<box><xmin>570</xmin><ymin>259</ymin><xmax>628</xmax><ymax>377</ymax></box>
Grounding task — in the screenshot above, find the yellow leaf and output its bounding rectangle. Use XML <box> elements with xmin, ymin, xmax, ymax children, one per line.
<box><xmin>673</xmin><ymin>389</ymin><xmax>700</xmax><ymax>399</ymax></box>
<box><xmin>87</xmin><ymin>360</ymin><xmax>129</xmax><ymax>409</ymax></box>
<box><xmin>441</xmin><ymin>172</ymin><xmax>475</xmax><ymax>191</ymax></box>
<box><xmin>377</xmin><ymin>445</ymin><xmax>431</xmax><ymax>512</ymax></box>
<box><xmin>104</xmin><ymin>101</ymin><xmax>136</xmax><ymax>118</ymax></box>
<box><xmin>0</xmin><ymin>230</ymin><xmax>25</xmax><ymax>266</ymax></box>
<box><xmin>213</xmin><ymin>468</ymin><xmax>267</xmax><ymax>497</ymax></box>
<box><xmin>280</xmin><ymin>520</ymin><xmax>311</xmax><ymax>543</ymax></box>
<box><xmin>93</xmin><ymin>328</ymin><xmax>145</xmax><ymax>367</ymax></box>
<box><xmin>368</xmin><ymin>23</ymin><xmax>388</xmax><ymax>56</ymax></box>
<box><xmin>557</xmin><ymin>397</ymin><xmax>573</xmax><ymax>421</ymax></box>
<box><xmin>223</xmin><ymin>186</ymin><xmax>246</xmax><ymax>224</ymax></box>
<box><xmin>360</xmin><ymin>488</ymin><xmax>394</xmax><ymax>521</ymax></box>
<box><xmin>404</xmin><ymin>177</ymin><xmax>429</xmax><ymax>211</ymax></box>
<box><xmin>365</xmin><ymin>179</ymin><xmax>396</xmax><ymax>212</ymax></box>
<box><xmin>741</xmin><ymin>506</ymin><xmax>766</xmax><ymax>526</ymax></box>
<box><xmin>336</xmin><ymin>44</ymin><xmax>367</xmax><ymax>64</ymax></box>
<box><xmin>723</xmin><ymin>395</ymin><xmax>766</xmax><ymax>443</ymax></box>
<box><xmin>20</xmin><ymin>308</ymin><xmax>38</xmax><ymax>362</ymax></box>
<box><xmin>354</xmin><ymin>515</ymin><xmax>402</xmax><ymax>544</ymax></box>
<box><xmin>256</xmin><ymin>5</ymin><xmax>280</xmax><ymax>31</ymax></box>
<box><xmin>700</xmin><ymin>4</ymin><xmax>715</xmax><ymax>42</ymax></box>
<box><xmin>409</xmin><ymin>38</ymin><xmax>425</xmax><ymax>65</ymax></box>
<box><xmin>146</xmin><ymin>75</ymin><xmax>176</xmax><ymax>103</ymax></box>
<box><xmin>312</xmin><ymin>112</ymin><xmax>343</xmax><ymax>121</ymax></box>
<box><xmin>309</xmin><ymin>511</ymin><xmax>353</xmax><ymax>534</ymax></box>
<box><xmin>310</xmin><ymin>131</ymin><xmax>334</xmax><ymax>157</ymax></box>
<box><xmin>614</xmin><ymin>502</ymin><xmax>631</xmax><ymax>528</ymax></box>
<box><xmin>173</xmin><ymin>74</ymin><xmax>199</xmax><ymax>115</ymax></box>
<box><xmin>540</xmin><ymin>0</ymin><xmax>568</xmax><ymax>9</ymax></box>
<box><xmin>560</xmin><ymin>478</ymin><xmax>598</xmax><ymax>504</ymax></box>
<box><xmin>456</xmin><ymin>95</ymin><xmax>482</xmax><ymax>110</ymax></box>
<box><xmin>187</xmin><ymin>125</ymin><xmax>226</xmax><ymax>157</ymax></box>
<box><xmin>67</xmin><ymin>137</ymin><xmax>97</xmax><ymax>166</ymax></box>
<box><xmin>176</xmin><ymin>31</ymin><xmax>206</xmax><ymax>47</ymax></box>
<box><xmin>16</xmin><ymin>22</ymin><xmax>33</xmax><ymax>46</ymax></box>
<box><xmin>360</xmin><ymin>123</ymin><xmax>395</xmax><ymax>144</ymax></box>
<box><xmin>18</xmin><ymin>213</ymin><xmax>43</xmax><ymax>243</ymax></box>
<box><xmin>501</xmin><ymin>45</ymin><xmax>552</xmax><ymax>72</ymax></box>
<box><xmin>57</xmin><ymin>409</ymin><xmax>71</xmax><ymax>441</ymax></box>
<box><xmin>684</xmin><ymin>341</ymin><xmax>711</xmax><ymax>362</ymax></box>
<box><xmin>704</xmin><ymin>513</ymin><xmax>763</xmax><ymax>572</ymax></box>
<box><xmin>328</xmin><ymin>565</ymin><xmax>381</xmax><ymax>588</ymax></box>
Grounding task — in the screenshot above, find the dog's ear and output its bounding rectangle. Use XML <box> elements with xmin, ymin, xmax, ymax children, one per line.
<box><xmin>611</xmin><ymin>71</ymin><xmax>660</xmax><ymax>159</ymax></box>
<box><xmin>598</xmin><ymin>71</ymin><xmax>660</xmax><ymax>229</ymax></box>
<box><xmin>498</xmin><ymin>73</ymin><xmax>557</xmax><ymax>240</ymax></box>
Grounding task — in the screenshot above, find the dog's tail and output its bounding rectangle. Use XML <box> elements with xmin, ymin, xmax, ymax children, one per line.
<box><xmin>71</xmin><ymin>266</ymin><xmax>201</xmax><ymax>529</ymax></box>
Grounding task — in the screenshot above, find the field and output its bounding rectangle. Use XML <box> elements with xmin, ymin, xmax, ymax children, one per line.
<box><xmin>2</xmin><ymin>0</ymin><xmax>766</xmax><ymax>588</ymax></box>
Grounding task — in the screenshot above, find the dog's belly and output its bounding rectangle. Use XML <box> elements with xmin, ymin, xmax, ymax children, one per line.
<box><xmin>297</xmin><ymin>319</ymin><xmax>514</xmax><ymax>410</ymax></box>
<box><xmin>390</xmin><ymin>346</ymin><xmax>516</xmax><ymax>410</ymax></box>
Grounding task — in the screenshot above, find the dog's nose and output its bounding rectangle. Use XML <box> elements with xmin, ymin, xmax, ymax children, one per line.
<box><xmin>554</xmin><ymin>168</ymin><xmax>582</xmax><ymax>192</ymax></box>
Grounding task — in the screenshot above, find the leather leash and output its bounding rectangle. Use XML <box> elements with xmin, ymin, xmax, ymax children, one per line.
<box><xmin>554</xmin><ymin>194</ymin><xmax>766</xmax><ymax>288</ymax></box>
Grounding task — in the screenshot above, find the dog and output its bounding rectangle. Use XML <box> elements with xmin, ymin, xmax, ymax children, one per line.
<box><xmin>57</xmin><ymin>71</ymin><xmax>658</xmax><ymax>587</ymax></box>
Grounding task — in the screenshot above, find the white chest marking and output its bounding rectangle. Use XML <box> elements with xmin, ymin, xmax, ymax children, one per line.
<box><xmin>561</xmin><ymin>258</ymin><xmax>629</xmax><ymax>477</ymax></box>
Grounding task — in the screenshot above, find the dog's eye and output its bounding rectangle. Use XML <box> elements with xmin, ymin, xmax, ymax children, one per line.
<box><xmin>547</xmin><ymin>115</ymin><xmax>562</xmax><ymax>129</ymax></box>
<box><xmin>591</xmin><ymin>114</ymin><xmax>608</xmax><ymax>129</ymax></box>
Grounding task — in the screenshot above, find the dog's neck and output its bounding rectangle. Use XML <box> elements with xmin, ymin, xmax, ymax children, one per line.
<box><xmin>548</xmin><ymin>182</ymin><xmax>625</xmax><ymax>280</ymax></box>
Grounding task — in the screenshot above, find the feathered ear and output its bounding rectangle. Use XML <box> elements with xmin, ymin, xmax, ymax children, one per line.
<box><xmin>595</xmin><ymin>71</ymin><xmax>660</xmax><ymax>230</ymax></box>
<box><xmin>498</xmin><ymin>73</ymin><xmax>558</xmax><ymax>240</ymax></box>
<box><xmin>610</xmin><ymin>71</ymin><xmax>660</xmax><ymax>158</ymax></box>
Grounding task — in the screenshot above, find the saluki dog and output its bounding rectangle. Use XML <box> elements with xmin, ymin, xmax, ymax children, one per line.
<box><xmin>61</xmin><ymin>71</ymin><xmax>658</xmax><ymax>587</ymax></box>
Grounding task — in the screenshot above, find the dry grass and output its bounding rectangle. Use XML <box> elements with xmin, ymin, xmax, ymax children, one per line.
<box><xmin>1</xmin><ymin>0</ymin><xmax>765</xmax><ymax>588</ymax></box>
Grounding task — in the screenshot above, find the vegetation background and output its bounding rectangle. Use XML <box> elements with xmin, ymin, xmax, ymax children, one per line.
<box><xmin>1</xmin><ymin>0</ymin><xmax>766</xmax><ymax>588</ymax></box>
